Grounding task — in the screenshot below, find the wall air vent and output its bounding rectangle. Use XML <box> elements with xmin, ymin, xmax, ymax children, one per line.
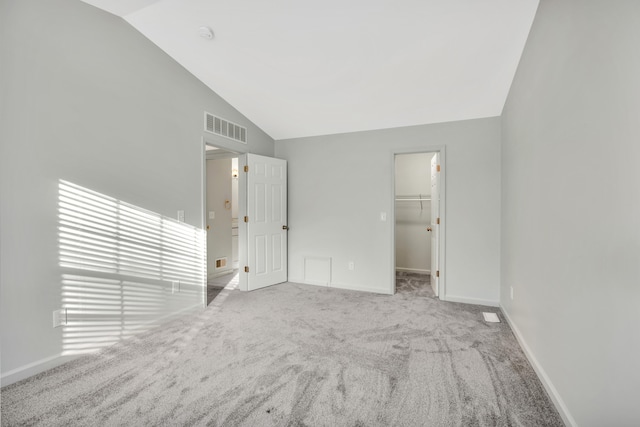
<box><xmin>204</xmin><ymin>112</ymin><xmax>247</xmax><ymax>144</ymax></box>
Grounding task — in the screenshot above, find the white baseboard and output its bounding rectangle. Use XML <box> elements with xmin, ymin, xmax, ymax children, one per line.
<box><xmin>330</xmin><ymin>281</ymin><xmax>392</xmax><ymax>295</ymax></box>
<box><xmin>288</xmin><ymin>275</ymin><xmax>329</xmax><ymax>288</ymax></box>
<box><xmin>301</xmin><ymin>279</ymin><xmax>330</xmax><ymax>287</ymax></box>
<box><xmin>285</xmin><ymin>277</ymin><xmax>314</xmax><ymax>285</ymax></box>
<box><xmin>445</xmin><ymin>295</ymin><xmax>499</xmax><ymax>307</ymax></box>
<box><xmin>287</xmin><ymin>278</ymin><xmax>391</xmax><ymax>295</ymax></box>
<box><xmin>500</xmin><ymin>305</ymin><xmax>577</xmax><ymax>427</ymax></box>
<box><xmin>396</xmin><ymin>267</ymin><xmax>430</xmax><ymax>275</ymax></box>
<box><xmin>0</xmin><ymin>302</ymin><xmax>203</xmax><ymax>387</ymax></box>
<box><xmin>1</xmin><ymin>353</ymin><xmax>81</xmax><ymax>387</ymax></box>
<box><xmin>207</xmin><ymin>268</ymin><xmax>234</xmax><ymax>280</ymax></box>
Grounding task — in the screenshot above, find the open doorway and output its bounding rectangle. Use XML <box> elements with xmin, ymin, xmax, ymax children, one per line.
<box><xmin>202</xmin><ymin>144</ymin><xmax>289</xmax><ymax>303</ymax></box>
<box><xmin>393</xmin><ymin>151</ymin><xmax>444</xmax><ymax>298</ymax></box>
<box><xmin>204</xmin><ymin>144</ymin><xmax>240</xmax><ymax>305</ymax></box>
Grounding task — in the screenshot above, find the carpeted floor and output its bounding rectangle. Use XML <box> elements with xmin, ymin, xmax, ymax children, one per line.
<box><xmin>207</xmin><ymin>270</ymin><xmax>239</xmax><ymax>305</ymax></box>
<box><xmin>1</xmin><ymin>274</ymin><xmax>563</xmax><ymax>426</ymax></box>
<box><xmin>396</xmin><ymin>271</ymin><xmax>436</xmax><ymax>298</ymax></box>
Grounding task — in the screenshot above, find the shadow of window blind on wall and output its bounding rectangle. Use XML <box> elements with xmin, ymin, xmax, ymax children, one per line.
<box><xmin>58</xmin><ymin>180</ymin><xmax>205</xmax><ymax>355</ymax></box>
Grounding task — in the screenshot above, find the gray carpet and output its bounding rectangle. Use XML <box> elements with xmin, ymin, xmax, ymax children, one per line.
<box><xmin>207</xmin><ymin>270</ymin><xmax>239</xmax><ymax>305</ymax></box>
<box><xmin>396</xmin><ymin>271</ymin><xmax>437</xmax><ymax>298</ymax></box>
<box><xmin>1</xmin><ymin>275</ymin><xmax>563</xmax><ymax>426</ymax></box>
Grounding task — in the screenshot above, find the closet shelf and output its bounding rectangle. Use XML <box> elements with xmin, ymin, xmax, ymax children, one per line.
<box><xmin>395</xmin><ymin>194</ymin><xmax>431</xmax><ymax>211</ymax></box>
<box><xmin>395</xmin><ymin>196</ymin><xmax>431</xmax><ymax>201</ymax></box>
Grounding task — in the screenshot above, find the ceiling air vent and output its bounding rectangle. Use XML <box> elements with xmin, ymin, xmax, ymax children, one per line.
<box><xmin>204</xmin><ymin>112</ymin><xmax>247</xmax><ymax>144</ymax></box>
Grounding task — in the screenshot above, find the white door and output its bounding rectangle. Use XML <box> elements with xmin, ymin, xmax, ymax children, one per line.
<box><xmin>430</xmin><ymin>153</ymin><xmax>440</xmax><ymax>296</ymax></box>
<box><xmin>246</xmin><ymin>153</ymin><xmax>288</xmax><ymax>290</ymax></box>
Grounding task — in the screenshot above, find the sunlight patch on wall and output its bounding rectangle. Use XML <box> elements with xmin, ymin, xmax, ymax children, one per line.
<box><xmin>58</xmin><ymin>180</ymin><xmax>205</xmax><ymax>355</ymax></box>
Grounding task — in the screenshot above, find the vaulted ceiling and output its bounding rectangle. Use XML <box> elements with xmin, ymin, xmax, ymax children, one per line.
<box><xmin>81</xmin><ymin>0</ymin><xmax>539</xmax><ymax>140</ymax></box>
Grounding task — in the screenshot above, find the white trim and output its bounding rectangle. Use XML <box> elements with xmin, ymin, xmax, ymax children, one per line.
<box><xmin>0</xmin><ymin>302</ymin><xmax>202</xmax><ymax>387</ymax></box>
<box><xmin>207</xmin><ymin>268</ymin><xmax>234</xmax><ymax>280</ymax></box>
<box><xmin>202</xmin><ymin>141</ymin><xmax>247</xmax><ymax>292</ymax></box>
<box><xmin>396</xmin><ymin>267</ymin><xmax>430</xmax><ymax>275</ymax></box>
<box><xmin>446</xmin><ymin>295</ymin><xmax>499</xmax><ymax>307</ymax></box>
<box><xmin>501</xmin><ymin>306</ymin><xmax>577</xmax><ymax>427</ymax></box>
<box><xmin>390</xmin><ymin>146</ymin><xmax>446</xmax><ymax>299</ymax></box>
<box><xmin>300</xmin><ymin>279</ymin><xmax>329</xmax><ymax>287</ymax></box>
<box><xmin>0</xmin><ymin>354</ymin><xmax>80</xmax><ymax>387</ymax></box>
<box><xmin>206</xmin><ymin>150</ymin><xmax>238</xmax><ymax>160</ymax></box>
<box><xmin>288</xmin><ymin>278</ymin><xmax>391</xmax><ymax>295</ymax></box>
<box><xmin>288</xmin><ymin>277</ymin><xmax>314</xmax><ymax>286</ymax></box>
<box><xmin>330</xmin><ymin>281</ymin><xmax>392</xmax><ymax>295</ymax></box>
<box><xmin>201</xmin><ymin>139</ymin><xmax>208</xmax><ymax>308</ymax></box>
<box><xmin>202</xmin><ymin>133</ymin><xmax>248</xmax><ymax>155</ymax></box>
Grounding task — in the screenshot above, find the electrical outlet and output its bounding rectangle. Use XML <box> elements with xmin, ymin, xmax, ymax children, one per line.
<box><xmin>53</xmin><ymin>309</ymin><xmax>67</xmax><ymax>328</ymax></box>
<box><xmin>209</xmin><ymin>211</ymin><xmax>215</xmax><ymax>220</ymax></box>
<box><xmin>172</xmin><ymin>281</ymin><xmax>180</xmax><ymax>294</ymax></box>
<box><xmin>510</xmin><ymin>286</ymin><xmax>514</xmax><ymax>300</ymax></box>
<box><xmin>177</xmin><ymin>210</ymin><xmax>185</xmax><ymax>222</ymax></box>
<box><xmin>348</xmin><ymin>261</ymin><xmax>355</xmax><ymax>271</ymax></box>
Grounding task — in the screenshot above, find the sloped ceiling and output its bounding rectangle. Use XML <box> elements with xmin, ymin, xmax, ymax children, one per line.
<box><xmin>82</xmin><ymin>0</ymin><xmax>539</xmax><ymax>140</ymax></box>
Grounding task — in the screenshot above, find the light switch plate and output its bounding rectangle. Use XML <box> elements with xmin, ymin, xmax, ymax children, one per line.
<box><xmin>177</xmin><ymin>210</ymin><xmax>185</xmax><ymax>222</ymax></box>
<box><xmin>209</xmin><ymin>211</ymin><xmax>215</xmax><ymax>220</ymax></box>
<box><xmin>380</xmin><ymin>212</ymin><xmax>387</xmax><ymax>221</ymax></box>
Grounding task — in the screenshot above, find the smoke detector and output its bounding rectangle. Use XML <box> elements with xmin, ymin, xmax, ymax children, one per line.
<box><xmin>197</xmin><ymin>26</ymin><xmax>214</xmax><ymax>40</ymax></box>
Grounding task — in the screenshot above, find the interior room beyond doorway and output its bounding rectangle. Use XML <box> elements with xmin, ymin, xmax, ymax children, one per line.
<box><xmin>394</xmin><ymin>152</ymin><xmax>439</xmax><ymax>297</ymax></box>
<box><xmin>205</xmin><ymin>145</ymin><xmax>239</xmax><ymax>305</ymax></box>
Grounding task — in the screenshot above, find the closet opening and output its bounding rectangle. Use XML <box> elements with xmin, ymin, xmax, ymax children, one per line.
<box><xmin>393</xmin><ymin>151</ymin><xmax>443</xmax><ymax>298</ymax></box>
<box><xmin>203</xmin><ymin>144</ymin><xmax>240</xmax><ymax>305</ymax></box>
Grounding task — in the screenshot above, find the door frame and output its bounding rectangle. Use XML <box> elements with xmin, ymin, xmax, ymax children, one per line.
<box><xmin>390</xmin><ymin>146</ymin><xmax>447</xmax><ymax>299</ymax></box>
<box><xmin>201</xmin><ymin>139</ymin><xmax>249</xmax><ymax>307</ymax></box>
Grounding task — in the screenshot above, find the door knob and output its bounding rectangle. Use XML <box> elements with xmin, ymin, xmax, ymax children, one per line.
<box><xmin>427</xmin><ymin>227</ymin><xmax>432</xmax><ymax>232</ymax></box>
<box><xmin>282</xmin><ymin>225</ymin><xmax>289</xmax><ymax>230</ymax></box>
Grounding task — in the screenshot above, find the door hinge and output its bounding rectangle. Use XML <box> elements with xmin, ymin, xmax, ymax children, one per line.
<box><xmin>244</xmin><ymin>216</ymin><xmax>248</xmax><ymax>223</ymax></box>
<box><xmin>244</xmin><ymin>266</ymin><xmax>249</xmax><ymax>273</ymax></box>
<box><xmin>437</xmin><ymin>217</ymin><xmax>440</xmax><ymax>225</ymax></box>
<box><xmin>437</xmin><ymin>165</ymin><xmax>441</xmax><ymax>172</ymax></box>
<box><xmin>244</xmin><ymin>165</ymin><xmax>249</xmax><ymax>173</ymax></box>
<box><xmin>436</xmin><ymin>270</ymin><xmax>440</xmax><ymax>278</ymax></box>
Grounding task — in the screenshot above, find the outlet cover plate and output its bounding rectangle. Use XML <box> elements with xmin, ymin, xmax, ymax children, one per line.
<box><xmin>53</xmin><ymin>309</ymin><xmax>67</xmax><ymax>328</ymax></box>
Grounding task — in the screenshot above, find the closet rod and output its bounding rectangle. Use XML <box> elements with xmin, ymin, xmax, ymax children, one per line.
<box><xmin>395</xmin><ymin>197</ymin><xmax>431</xmax><ymax>201</ymax></box>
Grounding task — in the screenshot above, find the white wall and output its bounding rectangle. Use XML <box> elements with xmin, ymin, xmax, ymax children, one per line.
<box><xmin>275</xmin><ymin>117</ymin><xmax>501</xmax><ymax>304</ymax></box>
<box><xmin>501</xmin><ymin>1</ymin><xmax>640</xmax><ymax>425</ymax></box>
<box><xmin>0</xmin><ymin>0</ymin><xmax>274</xmax><ymax>383</ymax></box>
<box><xmin>395</xmin><ymin>153</ymin><xmax>433</xmax><ymax>273</ymax></box>
<box><xmin>206</xmin><ymin>159</ymin><xmax>233</xmax><ymax>278</ymax></box>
